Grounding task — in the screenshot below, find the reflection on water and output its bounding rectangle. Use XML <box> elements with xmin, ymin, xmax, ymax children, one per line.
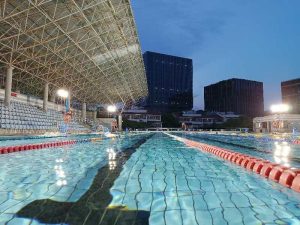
<box><xmin>107</xmin><ymin>148</ymin><xmax>117</xmax><ymax>170</ymax></box>
<box><xmin>274</xmin><ymin>141</ymin><xmax>291</xmax><ymax>167</ymax></box>
<box><xmin>55</xmin><ymin>158</ymin><xmax>68</xmax><ymax>186</ymax></box>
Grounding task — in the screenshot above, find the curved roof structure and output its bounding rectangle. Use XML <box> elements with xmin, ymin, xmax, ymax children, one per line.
<box><xmin>0</xmin><ymin>0</ymin><xmax>148</xmax><ymax>104</ymax></box>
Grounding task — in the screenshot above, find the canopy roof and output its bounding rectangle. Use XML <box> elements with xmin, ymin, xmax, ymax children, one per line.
<box><xmin>0</xmin><ymin>0</ymin><xmax>148</xmax><ymax>104</ymax></box>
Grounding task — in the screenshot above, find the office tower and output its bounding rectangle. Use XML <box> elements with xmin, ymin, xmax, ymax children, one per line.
<box><xmin>281</xmin><ymin>78</ymin><xmax>300</xmax><ymax>113</ymax></box>
<box><xmin>143</xmin><ymin>51</ymin><xmax>193</xmax><ymax>112</ymax></box>
<box><xmin>204</xmin><ymin>78</ymin><xmax>264</xmax><ymax>117</ymax></box>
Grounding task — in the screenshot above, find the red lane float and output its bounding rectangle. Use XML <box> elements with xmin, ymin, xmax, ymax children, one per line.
<box><xmin>260</xmin><ymin>163</ymin><xmax>278</xmax><ymax>178</ymax></box>
<box><xmin>269</xmin><ymin>166</ymin><xmax>287</xmax><ymax>182</ymax></box>
<box><xmin>279</xmin><ymin>169</ymin><xmax>300</xmax><ymax>188</ymax></box>
<box><xmin>240</xmin><ymin>157</ymin><xmax>252</xmax><ymax>168</ymax></box>
<box><xmin>291</xmin><ymin>175</ymin><xmax>300</xmax><ymax>192</ymax></box>
<box><xmin>293</xmin><ymin>140</ymin><xmax>300</xmax><ymax>145</ymax></box>
<box><xmin>173</xmin><ymin>135</ymin><xmax>300</xmax><ymax>193</ymax></box>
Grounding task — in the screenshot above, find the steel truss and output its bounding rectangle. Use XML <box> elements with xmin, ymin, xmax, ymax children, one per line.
<box><xmin>0</xmin><ymin>0</ymin><xmax>148</xmax><ymax>104</ymax></box>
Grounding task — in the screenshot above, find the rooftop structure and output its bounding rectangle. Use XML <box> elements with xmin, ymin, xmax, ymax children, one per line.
<box><xmin>0</xmin><ymin>0</ymin><xmax>147</xmax><ymax>105</ymax></box>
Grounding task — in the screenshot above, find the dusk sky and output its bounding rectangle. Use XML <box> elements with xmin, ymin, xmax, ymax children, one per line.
<box><xmin>132</xmin><ymin>0</ymin><xmax>300</xmax><ymax>111</ymax></box>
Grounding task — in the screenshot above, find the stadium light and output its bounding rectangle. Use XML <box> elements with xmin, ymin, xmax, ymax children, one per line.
<box><xmin>107</xmin><ymin>105</ymin><xmax>117</xmax><ymax>113</ymax></box>
<box><xmin>270</xmin><ymin>104</ymin><xmax>290</xmax><ymax>113</ymax></box>
<box><xmin>57</xmin><ymin>89</ymin><xmax>69</xmax><ymax>98</ymax></box>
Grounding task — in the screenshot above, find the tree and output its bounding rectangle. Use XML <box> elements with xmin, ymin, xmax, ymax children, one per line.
<box><xmin>122</xmin><ymin>119</ymin><xmax>151</xmax><ymax>129</ymax></box>
<box><xmin>161</xmin><ymin>113</ymin><xmax>180</xmax><ymax>128</ymax></box>
<box><xmin>220</xmin><ymin>116</ymin><xmax>253</xmax><ymax>129</ymax></box>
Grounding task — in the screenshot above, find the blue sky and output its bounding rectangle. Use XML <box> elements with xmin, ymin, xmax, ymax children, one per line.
<box><xmin>131</xmin><ymin>0</ymin><xmax>300</xmax><ymax>110</ymax></box>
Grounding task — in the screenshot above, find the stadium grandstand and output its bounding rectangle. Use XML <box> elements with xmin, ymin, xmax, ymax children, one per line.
<box><xmin>0</xmin><ymin>0</ymin><xmax>147</xmax><ymax>134</ymax></box>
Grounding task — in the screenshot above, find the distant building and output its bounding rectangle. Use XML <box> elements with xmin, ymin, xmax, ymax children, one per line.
<box><xmin>122</xmin><ymin>109</ymin><xmax>162</xmax><ymax>128</ymax></box>
<box><xmin>281</xmin><ymin>79</ymin><xmax>300</xmax><ymax>113</ymax></box>
<box><xmin>179</xmin><ymin>111</ymin><xmax>240</xmax><ymax>129</ymax></box>
<box><xmin>204</xmin><ymin>78</ymin><xmax>264</xmax><ymax>117</ymax></box>
<box><xmin>143</xmin><ymin>51</ymin><xmax>193</xmax><ymax>113</ymax></box>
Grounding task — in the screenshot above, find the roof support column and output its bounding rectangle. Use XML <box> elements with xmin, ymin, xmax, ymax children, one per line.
<box><xmin>50</xmin><ymin>94</ymin><xmax>55</xmax><ymax>103</ymax></box>
<box><xmin>43</xmin><ymin>82</ymin><xmax>49</xmax><ymax>111</ymax></box>
<box><xmin>68</xmin><ymin>89</ymin><xmax>71</xmax><ymax>110</ymax></box>
<box><xmin>4</xmin><ymin>65</ymin><xmax>13</xmax><ymax>107</ymax></box>
<box><xmin>82</xmin><ymin>102</ymin><xmax>86</xmax><ymax>122</ymax></box>
<box><xmin>118</xmin><ymin>114</ymin><xmax>122</xmax><ymax>131</ymax></box>
<box><xmin>93</xmin><ymin>111</ymin><xmax>97</xmax><ymax>121</ymax></box>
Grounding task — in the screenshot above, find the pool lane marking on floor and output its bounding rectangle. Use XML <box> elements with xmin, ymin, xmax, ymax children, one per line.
<box><xmin>16</xmin><ymin>134</ymin><xmax>154</xmax><ymax>225</ymax></box>
<box><xmin>164</xmin><ymin>133</ymin><xmax>300</xmax><ymax>193</ymax></box>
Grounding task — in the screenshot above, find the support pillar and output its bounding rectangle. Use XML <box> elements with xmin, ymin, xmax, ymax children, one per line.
<box><xmin>93</xmin><ymin>111</ymin><xmax>97</xmax><ymax>121</ymax></box>
<box><xmin>50</xmin><ymin>91</ymin><xmax>56</xmax><ymax>102</ymax></box>
<box><xmin>43</xmin><ymin>82</ymin><xmax>49</xmax><ymax>111</ymax></box>
<box><xmin>82</xmin><ymin>102</ymin><xmax>86</xmax><ymax>122</ymax></box>
<box><xmin>50</xmin><ymin>95</ymin><xmax>55</xmax><ymax>102</ymax></box>
<box><xmin>118</xmin><ymin>114</ymin><xmax>122</xmax><ymax>131</ymax></box>
<box><xmin>4</xmin><ymin>65</ymin><xmax>13</xmax><ymax>106</ymax></box>
<box><xmin>67</xmin><ymin>89</ymin><xmax>71</xmax><ymax>110</ymax></box>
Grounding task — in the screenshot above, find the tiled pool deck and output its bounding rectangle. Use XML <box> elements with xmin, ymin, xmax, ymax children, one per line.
<box><xmin>0</xmin><ymin>133</ymin><xmax>300</xmax><ymax>224</ymax></box>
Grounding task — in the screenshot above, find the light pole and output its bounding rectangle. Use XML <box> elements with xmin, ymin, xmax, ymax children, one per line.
<box><xmin>107</xmin><ymin>105</ymin><xmax>117</xmax><ymax>132</ymax></box>
<box><xmin>106</xmin><ymin>105</ymin><xmax>122</xmax><ymax>131</ymax></box>
<box><xmin>107</xmin><ymin>105</ymin><xmax>117</xmax><ymax>117</ymax></box>
<box><xmin>56</xmin><ymin>89</ymin><xmax>69</xmax><ymax>132</ymax></box>
<box><xmin>57</xmin><ymin>89</ymin><xmax>69</xmax><ymax>110</ymax></box>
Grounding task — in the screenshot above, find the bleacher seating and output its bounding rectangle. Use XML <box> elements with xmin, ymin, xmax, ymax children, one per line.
<box><xmin>0</xmin><ymin>101</ymin><xmax>90</xmax><ymax>133</ymax></box>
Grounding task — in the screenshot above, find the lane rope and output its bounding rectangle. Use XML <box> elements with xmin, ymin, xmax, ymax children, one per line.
<box><xmin>0</xmin><ymin>138</ymin><xmax>95</xmax><ymax>154</ymax></box>
<box><xmin>166</xmin><ymin>133</ymin><xmax>300</xmax><ymax>193</ymax></box>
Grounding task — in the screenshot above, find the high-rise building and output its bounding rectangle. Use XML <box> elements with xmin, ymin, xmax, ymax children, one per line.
<box><xmin>204</xmin><ymin>78</ymin><xmax>264</xmax><ymax>117</ymax></box>
<box><xmin>143</xmin><ymin>51</ymin><xmax>193</xmax><ymax>112</ymax></box>
<box><xmin>281</xmin><ymin>78</ymin><xmax>300</xmax><ymax>113</ymax></box>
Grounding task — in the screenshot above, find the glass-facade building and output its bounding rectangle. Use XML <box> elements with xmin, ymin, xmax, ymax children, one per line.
<box><xmin>204</xmin><ymin>78</ymin><xmax>264</xmax><ymax>117</ymax></box>
<box><xmin>143</xmin><ymin>51</ymin><xmax>193</xmax><ymax>112</ymax></box>
<box><xmin>281</xmin><ymin>79</ymin><xmax>300</xmax><ymax>113</ymax></box>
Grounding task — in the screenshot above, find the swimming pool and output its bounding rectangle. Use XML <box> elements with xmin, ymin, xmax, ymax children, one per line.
<box><xmin>1</xmin><ymin>133</ymin><xmax>300</xmax><ymax>224</ymax></box>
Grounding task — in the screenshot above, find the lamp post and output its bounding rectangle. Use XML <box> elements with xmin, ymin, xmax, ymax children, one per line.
<box><xmin>57</xmin><ymin>89</ymin><xmax>69</xmax><ymax>112</ymax></box>
<box><xmin>107</xmin><ymin>105</ymin><xmax>122</xmax><ymax>132</ymax></box>
<box><xmin>57</xmin><ymin>89</ymin><xmax>69</xmax><ymax>98</ymax></box>
<box><xmin>107</xmin><ymin>105</ymin><xmax>117</xmax><ymax>117</ymax></box>
<box><xmin>56</xmin><ymin>89</ymin><xmax>70</xmax><ymax>132</ymax></box>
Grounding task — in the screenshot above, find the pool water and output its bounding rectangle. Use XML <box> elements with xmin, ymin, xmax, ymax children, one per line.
<box><xmin>1</xmin><ymin>133</ymin><xmax>300</xmax><ymax>224</ymax></box>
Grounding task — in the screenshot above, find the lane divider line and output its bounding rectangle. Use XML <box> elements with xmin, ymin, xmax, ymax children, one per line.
<box><xmin>166</xmin><ymin>133</ymin><xmax>300</xmax><ymax>193</ymax></box>
<box><xmin>0</xmin><ymin>138</ymin><xmax>94</xmax><ymax>155</ymax></box>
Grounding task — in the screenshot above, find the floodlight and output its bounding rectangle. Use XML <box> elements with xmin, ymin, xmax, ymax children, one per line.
<box><xmin>270</xmin><ymin>104</ymin><xmax>290</xmax><ymax>113</ymax></box>
<box><xmin>57</xmin><ymin>89</ymin><xmax>69</xmax><ymax>98</ymax></box>
<box><xmin>107</xmin><ymin>105</ymin><xmax>117</xmax><ymax>113</ymax></box>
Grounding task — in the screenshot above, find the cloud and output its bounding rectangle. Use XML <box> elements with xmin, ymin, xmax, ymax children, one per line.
<box><xmin>132</xmin><ymin>0</ymin><xmax>232</xmax><ymax>57</ymax></box>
